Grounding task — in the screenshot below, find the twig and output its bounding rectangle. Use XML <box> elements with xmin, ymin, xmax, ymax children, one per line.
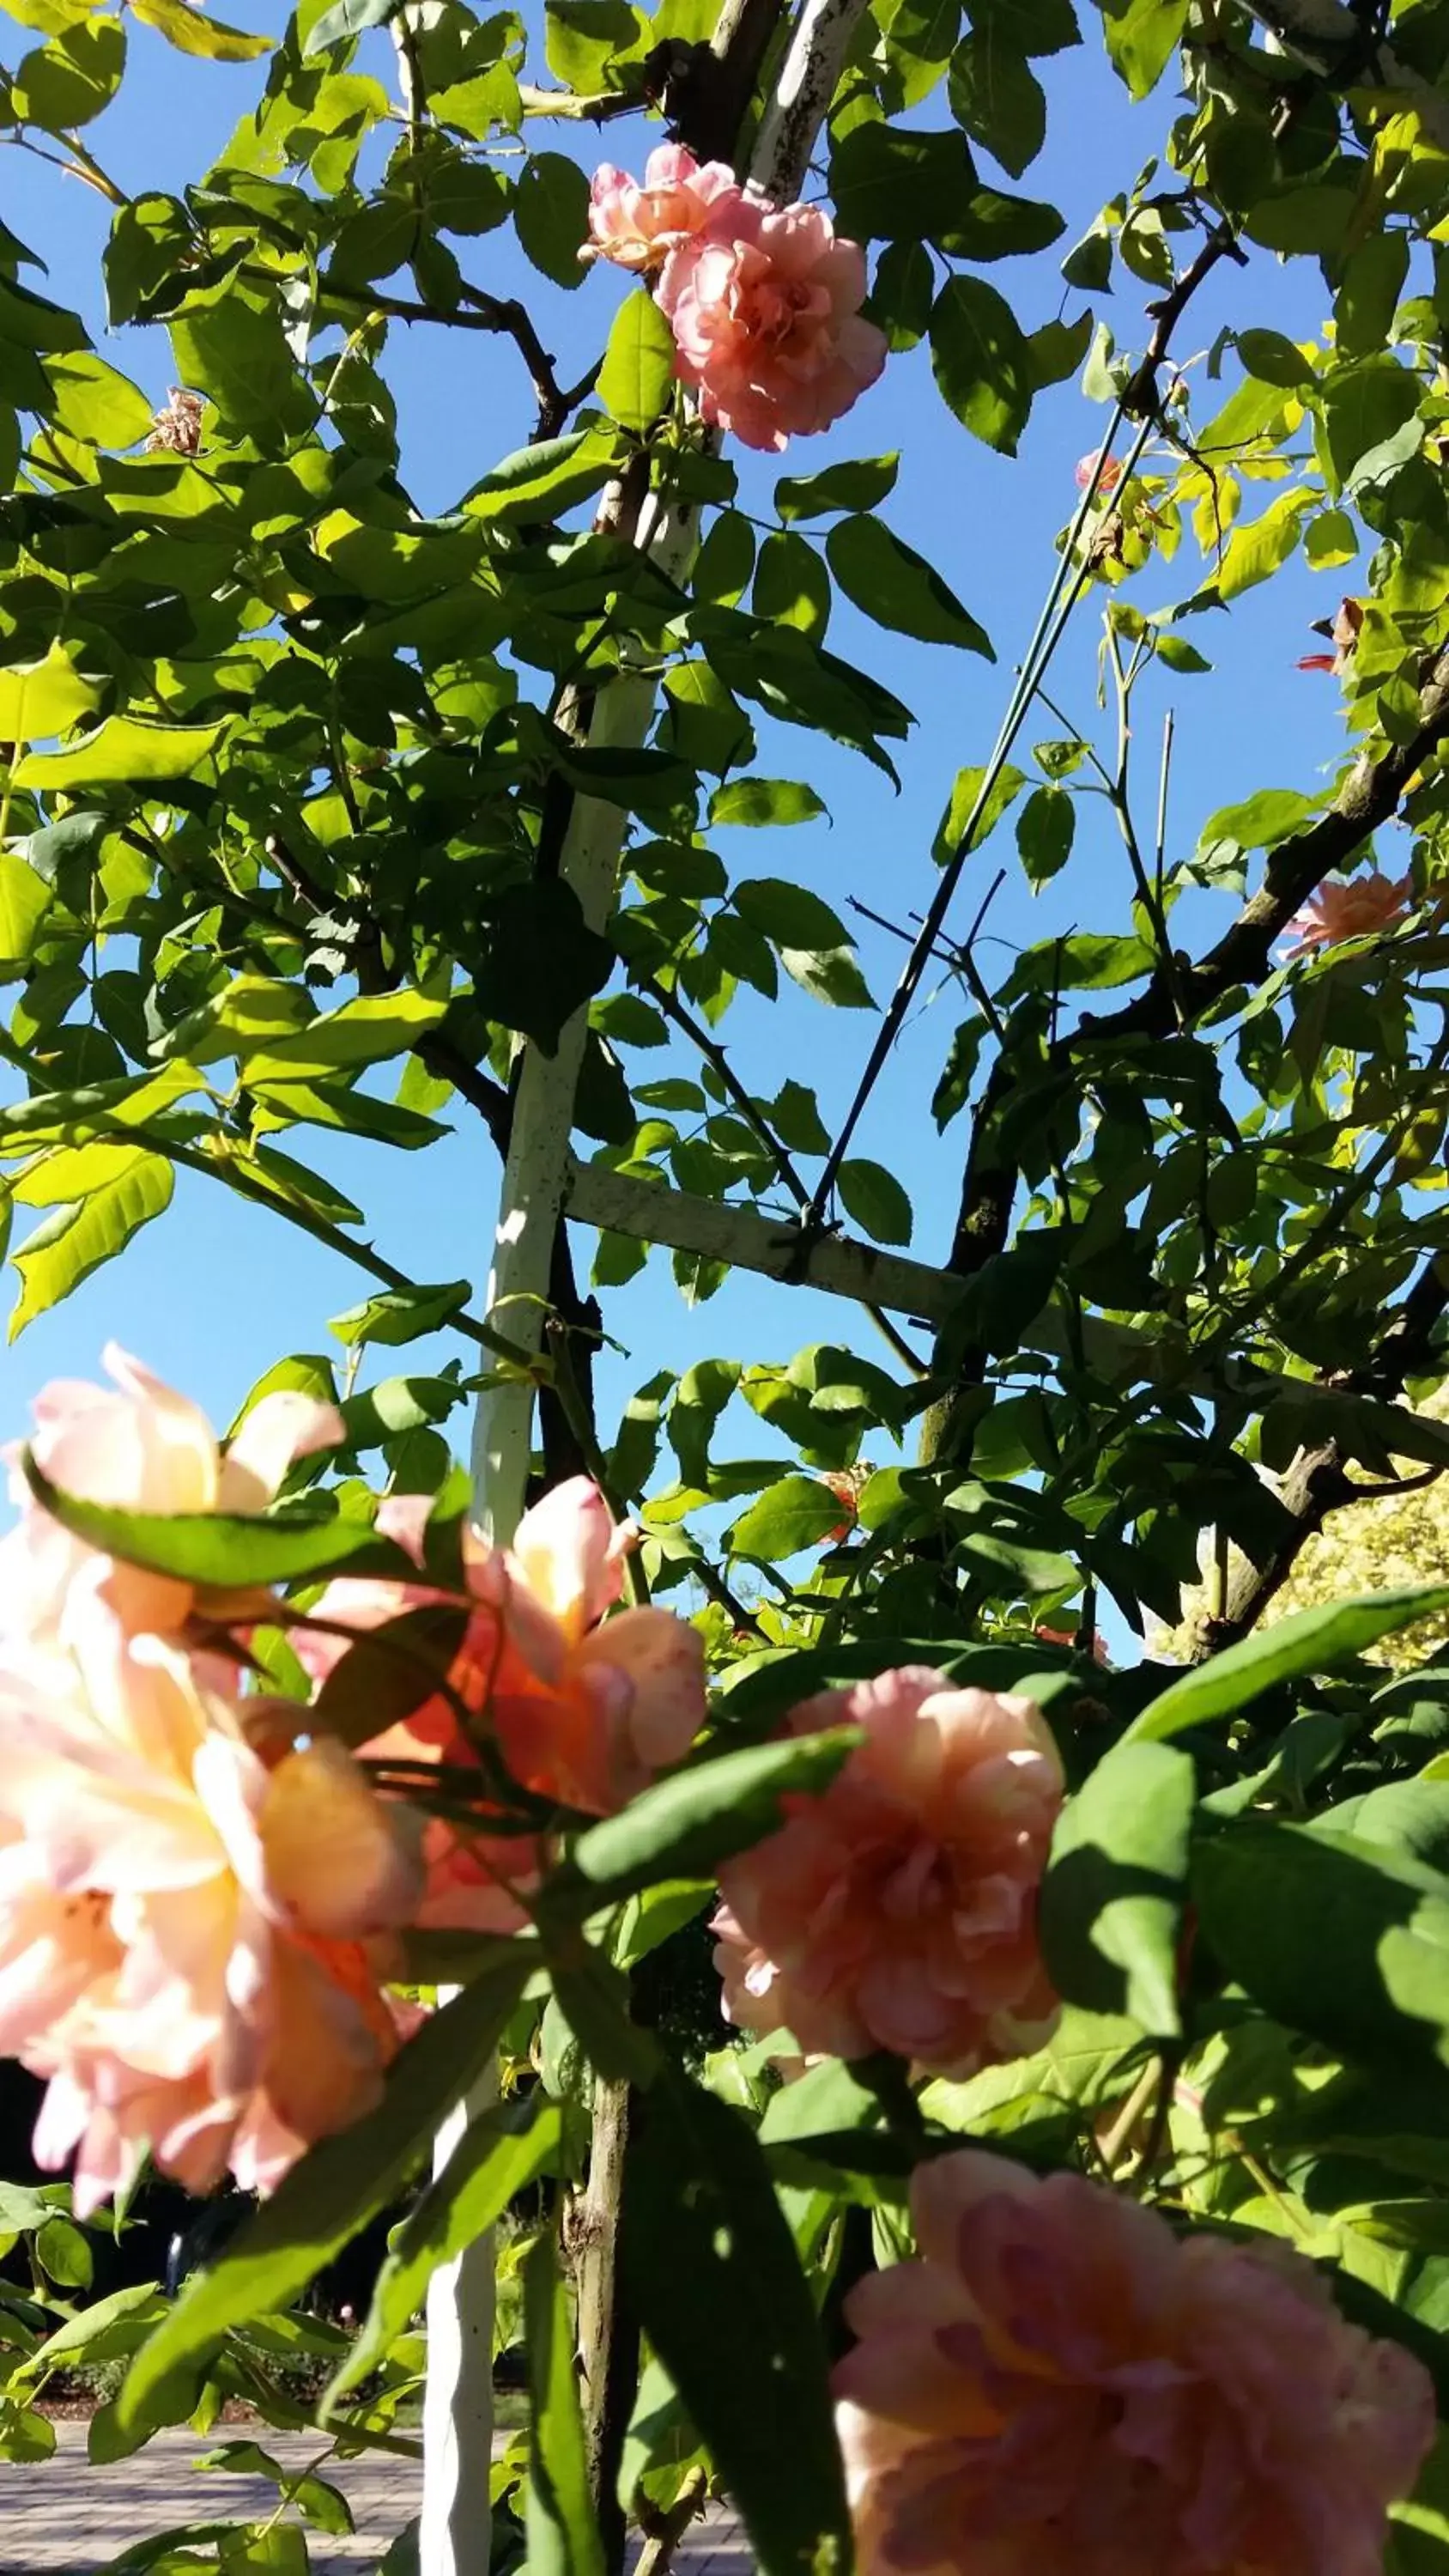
<box><xmin>803</xmin><ymin>404</ymin><xmax>1149</xmax><ymax>1234</ymax></box>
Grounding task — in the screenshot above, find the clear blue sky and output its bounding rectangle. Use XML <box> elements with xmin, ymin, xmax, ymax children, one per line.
<box><xmin>0</xmin><ymin>3</ymin><xmax>1353</xmax><ymax>1488</ymax></box>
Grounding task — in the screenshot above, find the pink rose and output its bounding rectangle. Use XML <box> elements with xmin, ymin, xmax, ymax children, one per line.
<box><xmin>834</xmin><ymin>2149</ymin><xmax>1435</xmax><ymax>2576</ymax></box>
<box><xmin>1281</xmin><ymin>871</ymin><xmax>1412</xmax><ymax>958</ymax></box>
<box><xmin>0</xmin><ymin>1345</ymin><xmax>343</xmax><ymax>1648</ymax></box>
<box><xmin>584</xmin><ymin>143</ymin><xmax>740</xmax><ymax>275</ymax></box>
<box><xmin>657</xmin><ymin>196</ymin><xmax>888</xmax><ymax>453</ymax></box>
<box><xmin>712</xmin><ymin>1668</ymin><xmax>1064</xmax><ymax>2075</ymax></box>
<box><xmin>300</xmin><ymin>1476</ymin><xmax>707</xmax><ymax>1929</ymax></box>
<box><xmin>1075</xmin><ymin>450</ymin><xmax>1125</xmax><ymax>495</ymax></box>
<box><xmin>0</xmin><ymin>1573</ymin><xmax>420</xmax><ymax>2212</ymax></box>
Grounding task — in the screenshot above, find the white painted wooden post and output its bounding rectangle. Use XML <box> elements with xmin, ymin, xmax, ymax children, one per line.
<box><xmin>416</xmin><ymin>9</ymin><xmax>874</xmax><ymax>2564</ymax></box>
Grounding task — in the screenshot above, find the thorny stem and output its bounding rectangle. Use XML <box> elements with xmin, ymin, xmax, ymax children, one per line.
<box><xmin>804</xmin><ymin>402</ymin><xmax>1151</xmax><ymax>1232</ymax></box>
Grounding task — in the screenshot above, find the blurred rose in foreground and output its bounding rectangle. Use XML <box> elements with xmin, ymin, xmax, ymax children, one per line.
<box><xmin>834</xmin><ymin>2148</ymin><xmax>1435</xmax><ymax>2576</ymax></box>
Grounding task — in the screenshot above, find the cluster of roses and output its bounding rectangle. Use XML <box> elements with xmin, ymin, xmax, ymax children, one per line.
<box><xmin>0</xmin><ymin>1348</ymin><xmax>706</xmax><ymax>2211</ymax></box>
<box><xmin>0</xmin><ymin>1352</ymin><xmax>1435</xmax><ymax>2573</ymax></box>
<box><xmin>583</xmin><ymin>143</ymin><xmax>887</xmax><ymax>454</ymax></box>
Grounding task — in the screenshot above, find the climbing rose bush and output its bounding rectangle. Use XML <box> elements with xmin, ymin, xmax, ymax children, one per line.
<box><xmin>834</xmin><ymin>2150</ymin><xmax>1437</xmax><ymax>2576</ymax></box>
<box><xmin>712</xmin><ymin>1669</ymin><xmax>1064</xmax><ymax>2072</ymax></box>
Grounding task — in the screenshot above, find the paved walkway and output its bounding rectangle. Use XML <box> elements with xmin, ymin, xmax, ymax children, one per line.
<box><xmin>0</xmin><ymin>2424</ymin><xmax>747</xmax><ymax>2575</ymax></box>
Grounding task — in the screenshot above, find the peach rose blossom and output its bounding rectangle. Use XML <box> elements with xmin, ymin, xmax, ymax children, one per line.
<box><xmin>0</xmin><ymin>1345</ymin><xmax>343</xmax><ymax>1648</ymax></box>
<box><xmin>712</xmin><ymin>1668</ymin><xmax>1064</xmax><ymax>2075</ymax></box>
<box><xmin>0</xmin><ymin>1571</ymin><xmax>420</xmax><ymax>2212</ymax></box>
<box><xmin>298</xmin><ymin>1477</ymin><xmax>706</xmax><ymax>1929</ymax></box>
<box><xmin>1281</xmin><ymin>871</ymin><xmax>1412</xmax><ymax>958</ymax></box>
<box><xmin>834</xmin><ymin>2149</ymin><xmax>1435</xmax><ymax>2576</ymax></box>
<box><xmin>584</xmin><ymin>143</ymin><xmax>741</xmax><ymax>274</ymax></box>
<box><xmin>657</xmin><ymin>197</ymin><xmax>888</xmax><ymax>453</ymax></box>
<box><xmin>1075</xmin><ymin>450</ymin><xmax>1125</xmax><ymax>495</ymax></box>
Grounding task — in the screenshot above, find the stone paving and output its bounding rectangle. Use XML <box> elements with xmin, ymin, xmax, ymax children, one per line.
<box><xmin>0</xmin><ymin>2424</ymin><xmax>749</xmax><ymax>2576</ymax></box>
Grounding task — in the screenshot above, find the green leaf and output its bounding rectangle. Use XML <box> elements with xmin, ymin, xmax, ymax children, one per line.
<box><xmin>1235</xmin><ymin>326</ymin><xmax>1314</xmax><ymax>391</ymax></box>
<box><xmin>662</xmin><ymin>661</ymin><xmax>754</xmax><ymax>775</ymax></box>
<box><xmin>0</xmin><ymin>641</ymin><xmax>101</xmax><ymax>742</ymax></box>
<box><xmin>933</xmin><ymin>757</ymin><xmax>1028</xmax><ymax>860</ymax></box>
<box><xmin>15</xmin><ymin>715</ymin><xmax>224</xmax><ymax>791</ymax></box>
<box><xmin>465</xmin><ymin>428</ymin><xmax>620</xmax><ymax>524</ymax></box>
<box><xmin>948</xmin><ymin>32</ymin><xmax>1046</xmax><ymax>175</ymax></box>
<box><xmin>971</xmin><ymin>0</ymin><xmax>1078</xmax><ymax>50</ymax></box>
<box><xmin>35</xmin><ymin>2214</ymin><xmax>93</xmax><ymax>2287</ymax></box>
<box><xmin>1336</xmin><ymin>232</ymin><xmax>1410</xmax><ymax>360</ymax></box>
<box><xmin>1026</xmin><ymin>311</ymin><xmax>1094</xmax><ymax>389</ymax></box>
<box><xmin>622</xmin><ymin>2072</ymin><xmax>850</xmax><ymax>2576</ymax></box>
<box><xmin>1040</xmin><ymin>1741</ymin><xmax>1193</xmax><ymax>2038</ymax></box>
<box><xmin>708</xmin><ymin>777</ymin><xmax>826</xmax><ymax>829</ymax></box>
<box><xmin>693</xmin><ymin>508</ymin><xmax>755</xmax><ymax>603</ymax></box>
<box><xmin>170</xmin><ymin>285</ymin><xmax>312</xmax><ymax>439</ymax></box>
<box><xmin>0</xmin><ymin>854</ymin><xmax>53</xmax><ymax>977</ymax></box>
<box><xmin>941</xmin><ymin>185</ymin><xmax>1064</xmax><ymax>262</ymax></box>
<box><xmin>1099</xmin><ymin>0</ymin><xmax>1186</xmax><ymax>96</ymax></box>
<box><xmin>525</xmin><ymin>2233</ymin><xmax>606</xmax><ymax>2576</ymax></box>
<box><xmin>566</xmin><ymin>1728</ymin><xmax>859</xmax><ymax>1899</ymax></box>
<box><xmin>329</xmin><ymin>1279</ymin><xmax>473</xmax><ymax>1349</ymax></box>
<box><xmin>767</xmin><ymin>1078</ymin><xmax>831</xmax><ymax>1154</ymax></box>
<box><xmin>475</xmin><ymin>878</ymin><xmax>613</xmax><ymax>1051</ymax></box>
<box><xmin>865</xmin><ymin>239</ymin><xmax>936</xmax><ymax>353</ymax></box>
<box><xmin>305</xmin><ymin>0</ymin><xmax>398</xmax><ymax>52</ymax></box>
<box><xmin>753</xmin><ymin>529</ymin><xmax>831</xmax><ymax>639</ymax></box>
<box><xmin>326</xmin><ymin>2096</ymin><xmax>561</xmax><ymax>2406</ymax></box>
<box><xmin>543</xmin><ymin>0</ymin><xmax>646</xmax><ymax>89</ymax></box>
<box><xmin>11</xmin><ymin>15</ymin><xmax>124</xmax><ymax>127</ymax></box>
<box><xmin>1155</xmin><ymin>633</ymin><xmax>1210</xmax><ymax>674</ymax></box>
<box><xmin>117</xmin><ymin>1942</ymin><xmax>533</xmax><ymax>2429</ymax></box>
<box><xmin>775</xmin><ymin>454</ymin><xmax>900</xmax><ymax>520</ymax></box>
<box><xmin>18</xmin><ymin>1460</ymin><xmax>422</xmax><ymax>1591</ymax></box>
<box><xmin>731</xmin><ymin>1475</ymin><xmax>846</xmax><ymax>1559</ymax></box>
<box><xmin>10</xmin><ymin>1151</ymin><xmax>173</xmax><ymax>1338</ymax></box>
<box><xmin>129</xmin><ymin>0</ymin><xmax>271</xmax><ymax>55</ymax></box>
<box><xmin>931</xmin><ymin>1014</ymin><xmax>986</xmax><ymax>1130</ymax></box>
<box><xmin>597</xmin><ymin>291</ymin><xmax>675</xmax><ymax>434</ymax></box>
<box><xmin>1016</xmin><ymin>783</ymin><xmax>1075</xmax><ymax>887</ymax></box>
<box><xmin>826</xmin><ymin>513</ymin><xmax>993</xmax><ymax>656</ymax></box>
<box><xmin>1128</xmin><ymin>1583</ymin><xmax>1449</xmax><ymax>1744</ymax></box>
<box><xmin>311</xmin><ymin>1601</ymin><xmax>469</xmax><ymax>1749</ymax></box>
<box><xmin>837</xmin><ymin>1156</ymin><xmax>912</xmax><ymax>1246</ymax></box>
<box><xmin>1217</xmin><ymin>488</ymin><xmax>1313</xmax><ymax>603</ymax></box>
<box><xmin>929</xmin><ymin>275</ymin><xmax>1033</xmax><ymax>453</ymax></box>
<box><xmin>1319</xmin><ymin>356</ymin><xmax>1422</xmax><ymax>492</ymax></box>
<box><xmin>514</xmin><ymin>151</ymin><xmax>591</xmax><ymax>289</ymax></box>
<box><xmin>0</xmin><ymin>270</ymin><xmax>88</xmax><ymax>351</ymax></box>
<box><xmin>830</xmin><ymin>124</ymin><xmax>977</xmax><ymax>243</ymax></box>
<box><xmin>45</xmin><ymin>350</ymin><xmax>155</xmax><ymax>446</ymax></box>
<box><xmin>245</xmin><ymin>990</ymin><xmax>446</xmax><ymax>1080</ymax></box>
<box><xmin>668</xmin><ymin>1357</ymin><xmax>741</xmax><ymax>1487</ymax></box>
<box><xmin>884</xmin><ymin>0</ymin><xmax>961</xmax><ymax>102</ymax></box>
<box><xmin>1194</xmin><ymin>1823</ymin><xmax>1449</xmax><ymax>2081</ymax></box>
<box><xmin>733</xmin><ymin>878</ymin><xmax>852</xmax><ymax>952</ymax></box>
<box><xmin>24</xmin><ymin>2281</ymin><xmax>169</xmax><ymax>2377</ymax></box>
